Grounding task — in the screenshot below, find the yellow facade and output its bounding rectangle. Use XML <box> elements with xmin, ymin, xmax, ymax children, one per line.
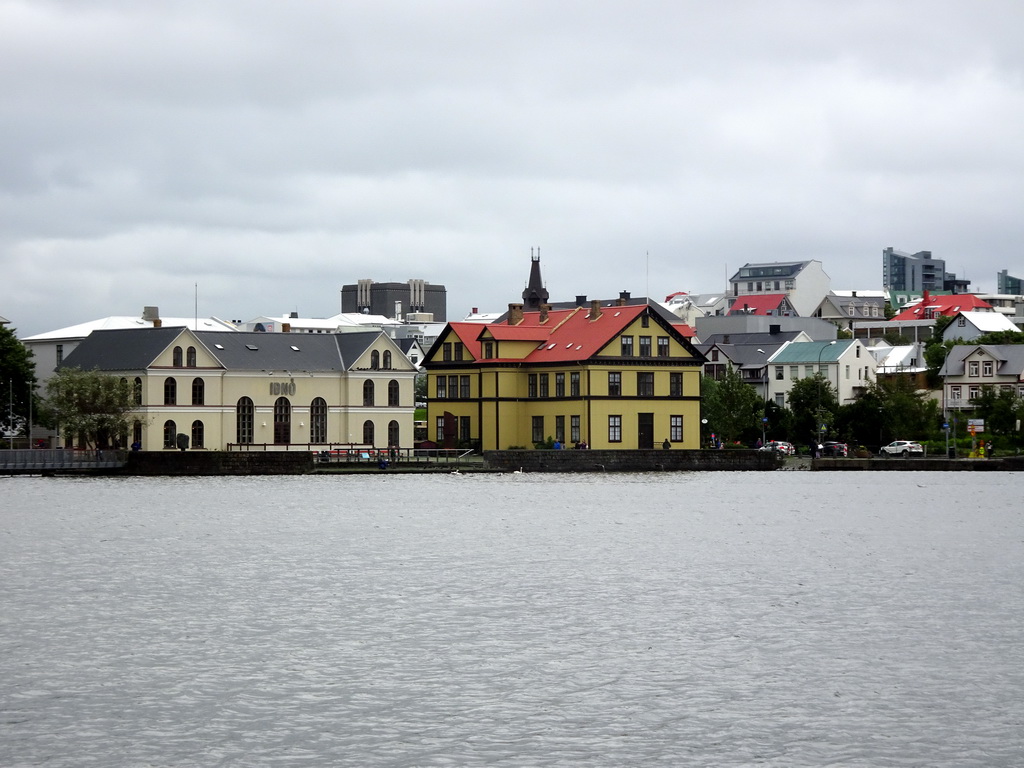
<box><xmin>424</xmin><ymin>306</ymin><xmax>705</xmax><ymax>450</ymax></box>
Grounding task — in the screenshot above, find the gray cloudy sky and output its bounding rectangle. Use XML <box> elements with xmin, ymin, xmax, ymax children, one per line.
<box><xmin>3</xmin><ymin>0</ymin><xmax>1023</xmax><ymax>336</ymax></box>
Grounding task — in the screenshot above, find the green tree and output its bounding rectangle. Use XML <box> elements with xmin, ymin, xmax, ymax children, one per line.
<box><xmin>786</xmin><ymin>374</ymin><xmax>838</xmax><ymax>445</ymax></box>
<box><xmin>971</xmin><ymin>330</ymin><xmax>1024</xmax><ymax>345</ymax></box>
<box><xmin>44</xmin><ymin>368</ymin><xmax>138</xmax><ymax>448</ymax></box>
<box><xmin>882</xmin><ymin>330</ymin><xmax>911</xmax><ymax>346</ymax></box>
<box><xmin>0</xmin><ymin>324</ymin><xmax>38</xmax><ymax>441</ymax></box>
<box><xmin>970</xmin><ymin>385</ymin><xmax>1024</xmax><ymax>444</ymax></box>
<box><xmin>700</xmin><ymin>369</ymin><xmax>763</xmax><ymax>445</ymax></box>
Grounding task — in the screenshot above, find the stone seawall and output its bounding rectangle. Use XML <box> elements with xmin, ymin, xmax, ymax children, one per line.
<box><xmin>484</xmin><ymin>449</ymin><xmax>780</xmax><ymax>473</ymax></box>
<box><xmin>122</xmin><ymin>451</ymin><xmax>315</xmax><ymax>476</ymax></box>
<box><xmin>813</xmin><ymin>456</ymin><xmax>1024</xmax><ymax>471</ymax></box>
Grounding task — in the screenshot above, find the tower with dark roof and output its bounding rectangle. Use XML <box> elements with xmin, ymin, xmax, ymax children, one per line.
<box><xmin>522</xmin><ymin>250</ymin><xmax>549</xmax><ymax>310</ymax></box>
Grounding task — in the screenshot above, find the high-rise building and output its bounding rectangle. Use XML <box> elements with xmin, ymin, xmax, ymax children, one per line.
<box><xmin>997</xmin><ymin>269</ymin><xmax>1024</xmax><ymax>295</ymax></box>
<box><xmin>341</xmin><ymin>279</ymin><xmax>447</xmax><ymax>321</ymax></box>
<box><xmin>882</xmin><ymin>248</ymin><xmax>969</xmax><ymax>293</ymax></box>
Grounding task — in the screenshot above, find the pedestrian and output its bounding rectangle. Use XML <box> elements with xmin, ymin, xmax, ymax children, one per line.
<box><xmin>662</xmin><ymin>438</ymin><xmax>671</xmax><ymax>450</ymax></box>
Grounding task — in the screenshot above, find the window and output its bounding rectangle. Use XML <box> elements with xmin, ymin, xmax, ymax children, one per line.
<box><xmin>436</xmin><ymin>376</ymin><xmax>447</xmax><ymax>399</ymax></box>
<box><xmin>460</xmin><ymin>375</ymin><xmax>470</xmax><ymax>399</ymax></box>
<box><xmin>950</xmin><ymin>385</ymin><xmax>962</xmax><ymax>402</ymax></box>
<box><xmin>570</xmin><ymin>372</ymin><xmax>580</xmax><ymax>396</ymax></box>
<box><xmin>969</xmin><ymin>385</ymin><xmax>980</xmax><ymax>401</ymax></box>
<box><xmin>641</xmin><ymin>314</ymin><xmax>650</xmax><ymax>328</ymax></box>
<box><xmin>639</xmin><ymin>336</ymin><xmax>652</xmax><ymax>357</ymax></box>
<box><xmin>435</xmin><ymin>416</ymin><xmax>444</xmax><ymax>442</ymax></box>
<box><xmin>236</xmin><ymin>397</ymin><xmax>254</xmax><ymax>444</ymax></box>
<box><xmin>958</xmin><ymin>316</ymin><xmax>967</xmax><ymax>327</ymax></box>
<box><xmin>443</xmin><ymin>343</ymin><xmax>452</xmax><ymax>362</ymax></box>
<box><xmin>983</xmin><ymin>361</ymin><xmax>994</xmax><ymax>376</ymax></box>
<box><xmin>370</xmin><ymin>350</ymin><xmax>380</xmax><ymax>370</ymax></box>
<box><xmin>186</xmin><ymin>347</ymin><xmax>197</xmax><ymax>367</ymax></box>
<box><xmin>172</xmin><ymin>346</ymin><xmax>183</xmax><ymax>367</ymax></box>
<box><xmin>133</xmin><ymin>377</ymin><xmax>143</xmax><ymax>405</ymax></box>
<box><xmin>670</xmin><ymin>415</ymin><xmax>683</xmax><ymax>442</ymax></box>
<box><xmin>620</xmin><ymin>336</ymin><xmax>634</xmax><ymax>356</ymax></box>
<box><xmin>775</xmin><ymin>366</ymin><xmax>784</xmax><ymax>380</ymax></box>
<box><xmin>608</xmin><ymin>415</ymin><xmax>622</xmax><ymax>443</ymax></box>
<box><xmin>164</xmin><ymin>377</ymin><xmax>177</xmax><ymax>405</ymax></box>
<box><xmin>133</xmin><ymin>421</ymin><xmax>142</xmax><ymax>447</ymax></box>
<box><xmin>528</xmin><ymin>374</ymin><xmax>538</xmax><ymax>398</ymax></box>
<box><xmin>711</xmin><ymin>349</ymin><xmax>720</xmax><ymax>362</ymax></box>
<box><xmin>363</xmin><ymin>419</ymin><xmax>374</xmax><ymax>445</ymax></box>
<box><xmin>804</xmin><ymin>365</ymin><xmax>813</xmax><ymax>378</ymax></box>
<box><xmin>163</xmin><ymin>420</ymin><xmax>176</xmax><ymax>448</ymax></box>
<box><xmin>969</xmin><ymin>361</ymin><xmax>980</xmax><ymax>377</ymax></box>
<box><xmin>459</xmin><ymin>416</ymin><xmax>470</xmax><ymax>443</ymax></box>
<box><xmin>388</xmin><ymin>420</ymin><xmax>400</xmax><ymax>447</ymax></box>
<box><xmin>483</xmin><ymin>342</ymin><xmax>494</xmax><ymax>359</ymax></box>
<box><xmin>570</xmin><ymin>415</ymin><xmax>581</xmax><ymax>444</ymax></box>
<box><xmin>555</xmin><ymin>373</ymin><xmax>565</xmax><ymax>397</ymax></box>
<box><xmin>363</xmin><ymin>380</ymin><xmax>375</xmax><ymax>407</ymax></box>
<box><xmin>789</xmin><ymin>366</ymin><xmax>798</xmax><ymax>381</ymax></box>
<box><xmin>454</xmin><ymin>342</ymin><xmax>464</xmax><ymax>361</ymax></box>
<box><xmin>657</xmin><ymin>337</ymin><xmax>670</xmax><ymax>357</ymax></box>
<box><xmin>554</xmin><ymin>415</ymin><xmax>565</xmax><ymax>443</ymax></box>
<box><xmin>532</xmin><ymin>416</ymin><xmax>544</xmax><ymax>444</ymax></box>
<box><xmin>448</xmin><ymin>376</ymin><xmax>458</xmax><ymax>400</ymax></box>
<box><xmin>539</xmin><ymin>374</ymin><xmax>549</xmax><ymax>398</ymax></box>
<box><xmin>191</xmin><ymin>378</ymin><xmax>204</xmax><ymax>406</ymax></box>
<box><xmin>608</xmin><ymin>372</ymin><xmax>622</xmax><ymax>397</ymax></box>
<box><xmin>388</xmin><ymin>380</ymin><xmax>400</xmax><ymax>407</ymax></box>
<box><xmin>56</xmin><ymin>344</ymin><xmax>63</xmax><ymax>365</ymax></box>
<box><xmin>855</xmin><ymin>346</ymin><xmax>861</xmax><ymax>358</ymax></box>
<box><xmin>191</xmin><ymin>420</ymin><xmax>204</xmax><ymax>449</ymax></box>
<box><xmin>274</xmin><ymin>397</ymin><xmax>291</xmax><ymax>444</ymax></box>
<box><xmin>383</xmin><ymin>351</ymin><xmax>392</xmax><ymax>369</ymax></box>
<box><xmin>311</xmin><ymin>398</ymin><xmax>327</xmax><ymax>443</ymax></box>
<box><xmin>637</xmin><ymin>372</ymin><xmax>654</xmax><ymax>397</ymax></box>
<box><xmin>670</xmin><ymin>372</ymin><xmax>683</xmax><ymax>397</ymax></box>
<box><xmin>845</xmin><ymin>365</ymin><xmax>850</xmax><ymax>379</ymax></box>
<box><xmin>775</xmin><ymin>393</ymin><xmax>786</xmax><ymax>408</ymax></box>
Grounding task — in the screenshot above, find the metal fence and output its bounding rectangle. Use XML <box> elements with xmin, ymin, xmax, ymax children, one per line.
<box><xmin>0</xmin><ymin>449</ymin><xmax>127</xmax><ymax>473</ymax></box>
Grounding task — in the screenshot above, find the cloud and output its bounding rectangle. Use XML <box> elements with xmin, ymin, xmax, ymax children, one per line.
<box><xmin>3</xmin><ymin>0</ymin><xmax>1024</xmax><ymax>336</ymax></box>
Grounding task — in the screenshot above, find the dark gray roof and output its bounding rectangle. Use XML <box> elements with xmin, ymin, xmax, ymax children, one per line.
<box><xmin>60</xmin><ymin>326</ymin><xmax>188</xmax><ymax>371</ymax></box>
<box><xmin>698</xmin><ymin>331</ymin><xmax>803</xmax><ymax>347</ymax></box>
<box><xmin>60</xmin><ymin>327</ymin><xmax>386</xmax><ymax>373</ymax></box>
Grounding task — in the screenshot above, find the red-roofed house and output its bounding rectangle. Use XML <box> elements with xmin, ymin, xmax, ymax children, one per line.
<box><xmin>727</xmin><ymin>294</ymin><xmax>798</xmax><ymax>317</ymax></box>
<box><xmin>423</xmin><ymin>300</ymin><xmax>706</xmax><ymax>450</ymax></box>
<box><xmin>890</xmin><ymin>291</ymin><xmax>994</xmax><ymax>322</ymax></box>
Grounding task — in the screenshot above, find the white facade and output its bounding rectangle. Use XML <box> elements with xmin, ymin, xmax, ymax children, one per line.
<box><xmin>765</xmin><ymin>339</ymin><xmax>878</xmax><ymax>407</ymax></box>
<box><xmin>728</xmin><ymin>261</ymin><xmax>831</xmax><ymax>318</ymax></box>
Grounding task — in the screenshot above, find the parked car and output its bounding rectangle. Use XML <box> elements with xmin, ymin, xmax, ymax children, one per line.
<box><xmin>879</xmin><ymin>440</ymin><xmax>924</xmax><ymax>457</ymax></box>
<box><xmin>821</xmin><ymin>441</ymin><xmax>848</xmax><ymax>457</ymax></box>
<box><xmin>760</xmin><ymin>440</ymin><xmax>795</xmax><ymax>455</ymax></box>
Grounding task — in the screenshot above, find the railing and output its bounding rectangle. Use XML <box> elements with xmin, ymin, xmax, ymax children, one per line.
<box><xmin>0</xmin><ymin>449</ymin><xmax>127</xmax><ymax>473</ymax></box>
<box><xmin>313</xmin><ymin>447</ymin><xmax>477</xmax><ymax>467</ymax></box>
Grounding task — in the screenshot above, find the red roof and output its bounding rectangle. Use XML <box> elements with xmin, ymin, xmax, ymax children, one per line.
<box><xmin>727</xmin><ymin>294</ymin><xmax>791</xmax><ymax>316</ymax></box>
<box><xmin>891</xmin><ymin>294</ymin><xmax>993</xmax><ymax>321</ymax></box>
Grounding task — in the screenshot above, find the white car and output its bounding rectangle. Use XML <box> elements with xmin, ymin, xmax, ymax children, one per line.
<box><xmin>879</xmin><ymin>440</ymin><xmax>924</xmax><ymax>457</ymax></box>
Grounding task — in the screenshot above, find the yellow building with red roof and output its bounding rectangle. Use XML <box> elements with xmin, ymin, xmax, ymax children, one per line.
<box><xmin>423</xmin><ymin>298</ymin><xmax>706</xmax><ymax>451</ymax></box>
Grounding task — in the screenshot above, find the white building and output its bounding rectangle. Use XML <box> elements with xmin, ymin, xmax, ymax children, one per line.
<box><xmin>765</xmin><ymin>339</ymin><xmax>877</xmax><ymax>407</ymax></box>
<box><xmin>727</xmin><ymin>261</ymin><xmax>831</xmax><ymax>318</ymax></box>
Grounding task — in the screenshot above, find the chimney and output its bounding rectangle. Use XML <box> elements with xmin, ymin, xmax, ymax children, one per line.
<box><xmin>290</xmin><ymin>311</ymin><xmax>299</xmax><ymax>318</ymax></box>
<box><xmin>851</xmin><ymin>290</ymin><xmax>857</xmax><ymax>298</ymax></box>
<box><xmin>508</xmin><ymin>303</ymin><xmax>524</xmax><ymax>325</ymax></box>
<box><xmin>471</xmin><ymin>307</ymin><xmax>478</xmax><ymax>315</ymax></box>
<box><xmin>539</xmin><ymin>303</ymin><xmax>550</xmax><ymax>323</ymax></box>
<box><xmin>143</xmin><ymin>306</ymin><xmax>161</xmax><ymax>327</ymax></box>
<box><xmin>589</xmin><ymin>300</ymin><xmax>602</xmax><ymax>320</ymax></box>
<box><xmin>575</xmin><ymin>295</ymin><xmax>588</xmax><ymax>307</ymax></box>
<box><xmin>617</xmin><ymin>290</ymin><xmax>631</xmax><ymax>306</ymax></box>
<box><xmin>769</xmin><ymin>324</ymin><xmax>781</xmax><ymax>335</ymax></box>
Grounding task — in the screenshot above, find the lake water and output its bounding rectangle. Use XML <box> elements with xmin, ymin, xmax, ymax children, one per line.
<box><xmin>2</xmin><ymin>471</ymin><xmax>1023</xmax><ymax>767</ymax></box>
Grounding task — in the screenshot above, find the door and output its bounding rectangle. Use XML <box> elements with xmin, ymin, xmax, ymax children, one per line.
<box><xmin>638</xmin><ymin>412</ymin><xmax>654</xmax><ymax>449</ymax></box>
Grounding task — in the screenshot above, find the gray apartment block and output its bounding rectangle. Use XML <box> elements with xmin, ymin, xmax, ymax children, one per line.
<box><xmin>997</xmin><ymin>269</ymin><xmax>1024</xmax><ymax>295</ymax></box>
<box><xmin>341</xmin><ymin>279</ymin><xmax>447</xmax><ymax>321</ymax></box>
<box><xmin>882</xmin><ymin>247</ymin><xmax>969</xmax><ymax>293</ymax></box>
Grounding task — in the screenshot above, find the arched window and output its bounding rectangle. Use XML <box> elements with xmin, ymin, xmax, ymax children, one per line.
<box><xmin>274</xmin><ymin>397</ymin><xmax>291</xmax><ymax>444</ymax></box>
<box><xmin>363</xmin><ymin>420</ymin><xmax>375</xmax><ymax>446</ymax></box>
<box><xmin>363</xmin><ymin>379</ymin><xmax>374</xmax><ymax>407</ymax></box>
<box><xmin>191</xmin><ymin>378</ymin><xmax>204</xmax><ymax>406</ymax></box>
<box><xmin>236</xmin><ymin>397</ymin><xmax>254</xmax><ymax>444</ymax></box>
<box><xmin>310</xmin><ymin>397</ymin><xmax>327</xmax><ymax>444</ymax></box>
<box><xmin>163</xmin><ymin>420</ymin><xmax>176</xmax><ymax>448</ymax></box>
<box><xmin>186</xmin><ymin>346</ymin><xmax>197</xmax><ymax>367</ymax></box>
<box><xmin>388</xmin><ymin>379</ymin><xmax>400</xmax><ymax>406</ymax></box>
<box><xmin>388</xmin><ymin>420</ymin><xmax>400</xmax><ymax>448</ymax></box>
<box><xmin>172</xmin><ymin>346</ymin><xmax>183</xmax><ymax>367</ymax></box>
<box><xmin>383</xmin><ymin>350</ymin><xmax>392</xmax><ymax>369</ymax></box>
<box><xmin>133</xmin><ymin>377</ymin><xmax>143</xmax><ymax>405</ymax></box>
<box><xmin>191</xmin><ymin>420</ymin><xmax>204</xmax><ymax>449</ymax></box>
<box><xmin>370</xmin><ymin>350</ymin><xmax>380</xmax><ymax>370</ymax></box>
<box><xmin>164</xmin><ymin>378</ymin><xmax>177</xmax><ymax>405</ymax></box>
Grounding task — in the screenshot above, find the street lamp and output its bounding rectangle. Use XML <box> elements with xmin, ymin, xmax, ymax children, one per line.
<box><xmin>816</xmin><ymin>340</ymin><xmax>837</xmax><ymax>446</ymax></box>
<box><xmin>757</xmin><ymin>348</ymin><xmax>768</xmax><ymax>446</ymax></box>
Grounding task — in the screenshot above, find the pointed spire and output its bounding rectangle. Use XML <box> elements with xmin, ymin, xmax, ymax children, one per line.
<box><xmin>522</xmin><ymin>247</ymin><xmax>549</xmax><ymax>310</ymax></box>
